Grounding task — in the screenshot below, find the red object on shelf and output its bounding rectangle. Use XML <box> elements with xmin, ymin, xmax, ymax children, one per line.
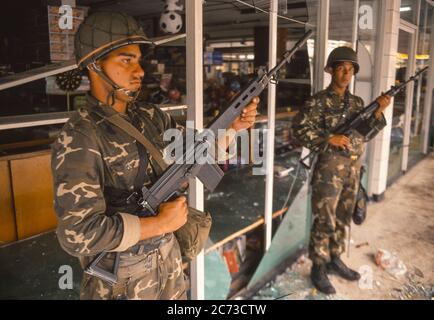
<box><xmin>223</xmin><ymin>248</ymin><xmax>240</xmax><ymax>274</ymax></box>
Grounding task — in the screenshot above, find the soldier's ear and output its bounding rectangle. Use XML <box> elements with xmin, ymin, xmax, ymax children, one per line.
<box><xmin>325</xmin><ymin>66</ymin><xmax>333</xmax><ymax>74</ymax></box>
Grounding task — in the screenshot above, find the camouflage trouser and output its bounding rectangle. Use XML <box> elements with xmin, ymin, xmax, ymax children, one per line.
<box><xmin>79</xmin><ymin>233</ymin><xmax>187</xmax><ymax>300</ymax></box>
<box><xmin>309</xmin><ymin>154</ymin><xmax>362</xmax><ymax>265</ymax></box>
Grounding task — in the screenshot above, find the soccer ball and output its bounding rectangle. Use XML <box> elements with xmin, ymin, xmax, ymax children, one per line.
<box><xmin>160</xmin><ymin>11</ymin><xmax>183</xmax><ymax>34</ymax></box>
<box><xmin>163</xmin><ymin>0</ymin><xmax>183</xmax><ymax>12</ymax></box>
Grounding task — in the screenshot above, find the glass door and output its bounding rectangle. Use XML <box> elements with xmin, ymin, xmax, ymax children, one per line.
<box><xmin>408</xmin><ymin>1</ymin><xmax>433</xmax><ymax>166</ymax></box>
<box><xmin>387</xmin><ymin>25</ymin><xmax>416</xmax><ymax>184</ymax></box>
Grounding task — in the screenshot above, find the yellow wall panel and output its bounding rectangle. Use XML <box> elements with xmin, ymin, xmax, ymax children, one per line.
<box><xmin>0</xmin><ymin>161</ymin><xmax>17</xmax><ymax>245</ymax></box>
<box><xmin>11</xmin><ymin>153</ymin><xmax>57</xmax><ymax>240</ymax></box>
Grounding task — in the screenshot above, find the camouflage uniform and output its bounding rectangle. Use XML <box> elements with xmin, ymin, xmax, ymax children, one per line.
<box><xmin>51</xmin><ymin>94</ymin><xmax>187</xmax><ymax>300</ymax></box>
<box><xmin>292</xmin><ymin>87</ymin><xmax>386</xmax><ymax>264</ymax></box>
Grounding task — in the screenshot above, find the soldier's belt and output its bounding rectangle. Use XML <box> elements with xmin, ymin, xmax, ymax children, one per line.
<box><xmin>319</xmin><ymin>152</ymin><xmax>360</xmax><ymax>162</ymax></box>
<box><xmin>123</xmin><ymin>232</ymin><xmax>174</xmax><ymax>258</ymax></box>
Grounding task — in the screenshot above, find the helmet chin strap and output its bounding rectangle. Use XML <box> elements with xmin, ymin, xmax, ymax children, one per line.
<box><xmin>88</xmin><ymin>62</ymin><xmax>141</xmax><ymax>106</ymax></box>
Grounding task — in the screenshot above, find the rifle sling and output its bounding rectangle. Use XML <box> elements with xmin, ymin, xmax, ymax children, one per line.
<box><xmin>103</xmin><ymin>113</ymin><xmax>169</xmax><ymax>172</ymax></box>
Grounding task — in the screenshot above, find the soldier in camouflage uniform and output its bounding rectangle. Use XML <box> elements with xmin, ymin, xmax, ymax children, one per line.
<box><xmin>51</xmin><ymin>11</ymin><xmax>259</xmax><ymax>300</ymax></box>
<box><xmin>291</xmin><ymin>47</ymin><xmax>391</xmax><ymax>294</ymax></box>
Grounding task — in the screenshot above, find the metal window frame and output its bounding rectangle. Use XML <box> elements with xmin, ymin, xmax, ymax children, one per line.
<box><xmin>422</xmin><ymin>0</ymin><xmax>434</xmax><ymax>154</ymax></box>
<box><xmin>0</xmin><ymin>60</ymin><xmax>77</xmax><ymax>92</ymax></box>
<box><xmin>350</xmin><ymin>0</ymin><xmax>360</xmax><ymax>94</ymax></box>
<box><xmin>186</xmin><ymin>0</ymin><xmax>205</xmax><ymax>300</ymax></box>
<box><xmin>313</xmin><ymin>0</ymin><xmax>330</xmax><ymax>92</ymax></box>
<box><xmin>0</xmin><ymin>105</ymin><xmax>188</xmax><ymax>131</ymax></box>
<box><xmin>399</xmin><ymin>4</ymin><xmax>419</xmax><ymax>173</ymax></box>
<box><xmin>263</xmin><ymin>0</ymin><xmax>278</xmax><ymax>252</ymax></box>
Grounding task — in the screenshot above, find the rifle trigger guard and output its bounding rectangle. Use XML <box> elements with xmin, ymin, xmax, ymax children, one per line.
<box><xmin>138</xmin><ymin>199</ymin><xmax>155</xmax><ymax>215</ymax></box>
<box><xmin>126</xmin><ymin>191</ymin><xmax>139</xmax><ymax>204</ymax></box>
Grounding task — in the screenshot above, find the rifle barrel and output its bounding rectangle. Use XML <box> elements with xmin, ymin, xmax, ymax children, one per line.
<box><xmin>387</xmin><ymin>66</ymin><xmax>429</xmax><ymax>96</ymax></box>
<box><xmin>267</xmin><ymin>30</ymin><xmax>313</xmax><ymax>78</ymax></box>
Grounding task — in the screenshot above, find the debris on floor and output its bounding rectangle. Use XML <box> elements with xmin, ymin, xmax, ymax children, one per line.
<box><xmin>390</xmin><ymin>272</ymin><xmax>433</xmax><ymax>300</ymax></box>
<box><xmin>249</xmin><ymin>255</ymin><xmax>346</xmax><ymax>300</ymax></box>
<box><xmin>375</xmin><ymin>249</ymin><xmax>407</xmax><ymax>277</ymax></box>
<box><xmin>251</xmin><ymin>266</ymin><xmax>346</xmax><ymax>300</ymax></box>
<box><xmin>274</xmin><ymin>165</ymin><xmax>294</xmax><ymax>178</ymax></box>
<box><xmin>355</xmin><ymin>242</ymin><xmax>369</xmax><ymax>249</ymax></box>
<box><xmin>288</xmin><ymin>254</ymin><xmax>311</xmax><ymax>273</ymax></box>
<box><xmin>413</xmin><ymin>267</ymin><xmax>424</xmax><ymax>278</ymax></box>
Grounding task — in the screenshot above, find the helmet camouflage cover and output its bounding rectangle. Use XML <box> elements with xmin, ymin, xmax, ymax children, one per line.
<box><xmin>74</xmin><ymin>11</ymin><xmax>154</xmax><ymax>68</ymax></box>
<box><xmin>74</xmin><ymin>11</ymin><xmax>184</xmax><ymax>68</ymax></box>
<box><xmin>326</xmin><ymin>46</ymin><xmax>360</xmax><ymax>74</ymax></box>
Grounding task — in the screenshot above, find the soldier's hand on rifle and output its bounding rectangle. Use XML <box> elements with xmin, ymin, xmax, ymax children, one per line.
<box><xmin>229</xmin><ymin>97</ymin><xmax>260</xmax><ymax>132</ymax></box>
<box><xmin>375</xmin><ymin>93</ymin><xmax>392</xmax><ymax>118</ymax></box>
<box><xmin>328</xmin><ymin>134</ymin><xmax>351</xmax><ymax>150</ymax></box>
<box><xmin>157</xmin><ymin>196</ymin><xmax>188</xmax><ymax>233</ymax></box>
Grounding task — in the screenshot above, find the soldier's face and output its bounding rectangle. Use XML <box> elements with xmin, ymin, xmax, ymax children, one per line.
<box><xmin>331</xmin><ymin>62</ymin><xmax>355</xmax><ymax>89</ymax></box>
<box><xmin>99</xmin><ymin>44</ymin><xmax>145</xmax><ymax>94</ymax></box>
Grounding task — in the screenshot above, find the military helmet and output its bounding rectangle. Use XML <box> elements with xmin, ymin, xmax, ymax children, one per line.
<box><xmin>75</xmin><ymin>11</ymin><xmax>183</xmax><ymax>68</ymax></box>
<box><xmin>74</xmin><ymin>12</ymin><xmax>151</xmax><ymax>67</ymax></box>
<box><xmin>326</xmin><ymin>46</ymin><xmax>360</xmax><ymax>74</ymax></box>
<box><xmin>74</xmin><ymin>11</ymin><xmax>185</xmax><ymax>105</ymax></box>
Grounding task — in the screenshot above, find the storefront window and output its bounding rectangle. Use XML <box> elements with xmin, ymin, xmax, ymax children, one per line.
<box><xmin>400</xmin><ymin>0</ymin><xmax>420</xmax><ymax>25</ymax></box>
<box><xmin>306</xmin><ymin>0</ymin><xmax>319</xmax><ymax>91</ymax></box>
<box><xmin>325</xmin><ymin>0</ymin><xmax>357</xmax><ymax>86</ymax></box>
<box><xmin>329</xmin><ymin>0</ymin><xmax>356</xmax><ymax>43</ymax></box>
<box><xmin>249</xmin><ymin>0</ymin><xmax>319</xmax><ymax>291</ymax></box>
<box><xmin>408</xmin><ymin>1</ymin><xmax>433</xmax><ymax>167</ymax></box>
<box><xmin>356</xmin><ymin>0</ymin><xmax>380</xmax><ymax>115</ymax></box>
<box><xmin>388</xmin><ymin>29</ymin><xmax>413</xmax><ymax>184</ymax></box>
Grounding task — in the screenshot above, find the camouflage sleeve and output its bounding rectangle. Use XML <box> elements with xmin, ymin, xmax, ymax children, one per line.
<box><xmin>150</xmin><ymin>104</ymin><xmax>184</xmax><ymax>133</ymax></box>
<box><xmin>291</xmin><ymin>97</ymin><xmax>328</xmax><ymax>152</ymax></box>
<box><xmin>51</xmin><ymin>124</ymin><xmax>141</xmax><ymax>257</ymax></box>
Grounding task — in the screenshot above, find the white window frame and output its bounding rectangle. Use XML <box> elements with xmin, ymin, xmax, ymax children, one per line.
<box><xmin>399</xmin><ymin>17</ymin><xmax>419</xmax><ymax>173</ymax></box>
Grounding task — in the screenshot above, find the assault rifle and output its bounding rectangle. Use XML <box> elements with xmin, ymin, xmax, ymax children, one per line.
<box><xmin>300</xmin><ymin>66</ymin><xmax>429</xmax><ymax>169</ymax></box>
<box><xmin>85</xmin><ymin>30</ymin><xmax>313</xmax><ymax>285</ymax></box>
